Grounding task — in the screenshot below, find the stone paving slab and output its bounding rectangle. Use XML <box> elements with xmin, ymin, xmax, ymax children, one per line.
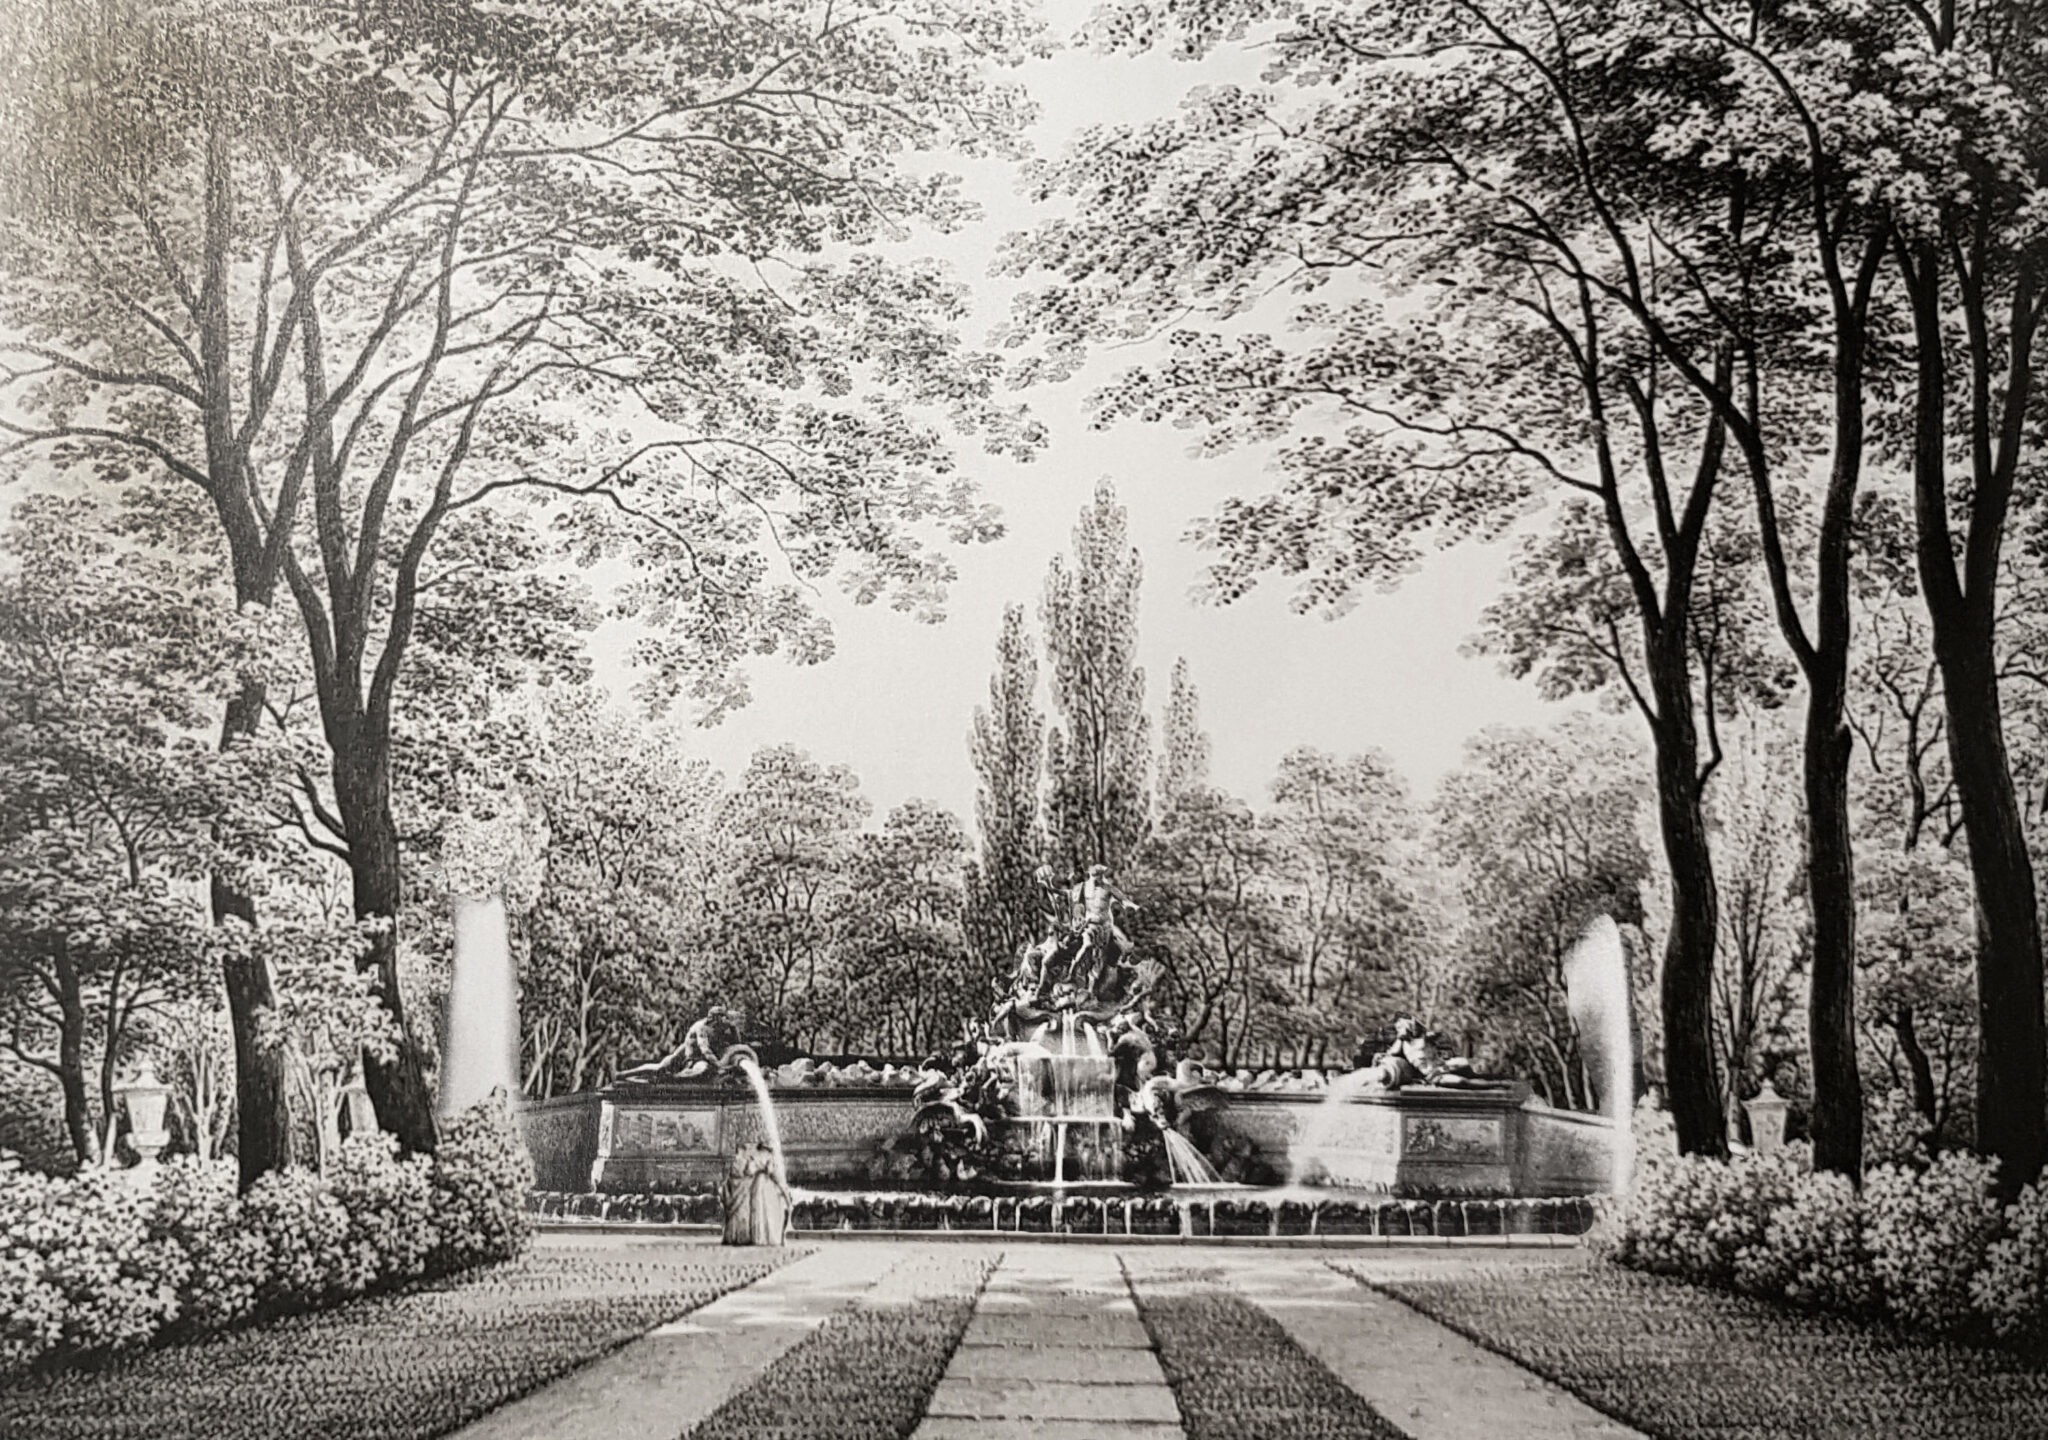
<box><xmin>913</xmin><ymin>1247</ymin><xmax>1184</xmax><ymax>1440</ymax></box>
<box><xmin>915</xmin><ymin>1422</ymin><xmax>1185</xmax><ymax>1440</ymax></box>
<box><xmin>945</xmin><ymin>1345</ymin><xmax>1165</xmax><ymax>1383</ymax></box>
<box><xmin>961</xmin><ymin>1310</ymin><xmax>1153</xmax><ymax>1347</ymax></box>
<box><xmin>450</xmin><ymin>1243</ymin><xmax>908</xmax><ymax>1440</ymax></box>
<box><xmin>1134</xmin><ymin>1251</ymin><xmax>1646</xmax><ymax>1440</ymax></box>
<box><xmin>924</xmin><ymin>1377</ymin><xmax>1184</xmax><ymax>1423</ymax></box>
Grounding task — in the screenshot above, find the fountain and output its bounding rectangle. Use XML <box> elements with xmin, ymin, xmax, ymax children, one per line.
<box><xmin>520</xmin><ymin>903</ymin><xmax>1637</xmax><ymax>1234</ymax></box>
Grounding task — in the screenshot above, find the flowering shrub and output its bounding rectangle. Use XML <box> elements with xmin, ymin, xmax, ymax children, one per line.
<box><xmin>1597</xmin><ymin>1147</ymin><xmax>1804</xmax><ymax>1283</ymax></box>
<box><xmin>0</xmin><ymin>1096</ymin><xmax>532</xmax><ymax>1377</ymax></box>
<box><xmin>1970</xmin><ymin>1181</ymin><xmax>2048</xmax><ymax>1343</ymax></box>
<box><xmin>426</xmin><ymin>1093</ymin><xmax>532</xmax><ymax>1273</ymax></box>
<box><xmin>242</xmin><ymin>1166</ymin><xmax>366</xmax><ymax>1305</ymax></box>
<box><xmin>147</xmin><ymin>1158</ymin><xmax>266</xmax><ymax>1333</ymax></box>
<box><xmin>1606</xmin><ymin>1140</ymin><xmax>2048</xmax><ymax>1342</ymax></box>
<box><xmin>1863</xmin><ymin>1151</ymin><xmax>2003</xmax><ymax>1332</ymax></box>
<box><xmin>1730</xmin><ymin>1169</ymin><xmax>1878</xmax><ymax>1313</ymax></box>
<box><xmin>330</xmin><ymin>1134</ymin><xmax>437</xmax><ymax>1287</ymax></box>
<box><xmin>22</xmin><ymin>1165</ymin><xmax>187</xmax><ymax>1357</ymax></box>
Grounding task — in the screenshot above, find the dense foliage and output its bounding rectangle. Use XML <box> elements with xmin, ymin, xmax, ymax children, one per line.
<box><xmin>0</xmin><ymin>1244</ymin><xmax>787</xmax><ymax>1440</ymax></box>
<box><xmin>0</xmin><ymin>1096</ymin><xmax>529</xmax><ymax>1376</ymax></box>
<box><xmin>1600</xmin><ymin>1147</ymin><xmax>2048</xmax><ymax>1344</ymax></box>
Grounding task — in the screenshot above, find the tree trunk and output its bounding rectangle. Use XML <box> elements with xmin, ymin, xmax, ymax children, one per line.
<box><xmin>334</xmin><ymin>741</ymin><xmax>439</xmax><ymax>1153</ymax></box>
<box><xmin>215</xmin><ymin>681</ymin><xmax>297</xmax><ymax>1188</ymax></box>
<box><xmin>54</xmin><ymin>953</ymin><xmax>95</xmax><ymax>1163</ymax></box>
<box><xmin>1902</xmin><ymin>238</ymin><xmax>2047</xmax><ymax>1197</ymax></box>
<box><xmin>1935</xmin><ymin>622</ymin><xmax>2046</xmax><ymax>1192</ymax></box>
<box><xmin>1804</xmin><ymin>671</ymin><xmax>1863</xmax><ymax>1177</ymax></box>
<box><xmin>1894</xmin><ymin>1007</ymin><xmax>1939</xmax><ymax>1129</ymax></box>
<box><xmin>1647</xmin><ymin>639</ymin><xmax>1726</xmax><ymax>1158</ymax></box>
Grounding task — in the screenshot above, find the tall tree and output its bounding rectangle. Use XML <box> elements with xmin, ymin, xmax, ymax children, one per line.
<box><xmin>1886</xmin><ymin>2</ymin><xmax>2048</xmax><ymax>1194</ymax></box>
<box><xmin>964</xmin><ymin>603</ymin><xmax>1045</xmax><ymax>989</ymax></box>
<box><xmin>521</xmin><ymin>690</ymin><xmax>719</xmax><ymax>1097</ymax></box>
<box><xmin>1003</xmin><ymin>0</ymin><xmax>1830</xmax><ymax>1155</ymax></box>
<box><xmin>1042</xmin><ymin>479</ymin><xmax>1152</xmax><ymax>877</ymax></box>
<box><xmin>832</xmin><ymin>800</ymin><xmax>978</xmax><ymax>1059</ymax></box>
<box><xmin>0</xmin><ymin>0</ymin><xmax>1043</xmax><ymax>1153</ymax></box>
<box><xmin>713</xmin><ymin>745</ymin><xmax>869</xmax><ymax>1050</ymax></box>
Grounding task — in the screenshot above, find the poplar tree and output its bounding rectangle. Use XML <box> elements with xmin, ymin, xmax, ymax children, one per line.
<box><xmin>965</xmin><ymin>603</ymin><xmax>1046</xmax><ymax>985</ymax></box>
<box><xmin>1041</xmin><ymin>480</ymin><xmax>1152</xmax><ymax>876</ymax></box>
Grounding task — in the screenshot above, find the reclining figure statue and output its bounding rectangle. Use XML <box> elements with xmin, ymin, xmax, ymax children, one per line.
<box><xmin>616</xmin><ymin>1005</ymin><xmax>752</xmax><ymax>1083</ymax></box>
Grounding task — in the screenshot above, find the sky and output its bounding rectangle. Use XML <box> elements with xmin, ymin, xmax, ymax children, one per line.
<box><xmin>588</xmin><ymin>7</ymin><xmax>1567</xmax><ymax>824</ymax></box>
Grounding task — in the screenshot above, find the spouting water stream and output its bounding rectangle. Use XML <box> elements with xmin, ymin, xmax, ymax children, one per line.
<box><xmin>1561</xmin><ymin>914</ymin><xmax>1637</xmax><ymax>1194</ymax></box>
<box><xmin>734</xmin><ymin>1053</ymin><xmax>789</xmax><ymax>1192</ymax></box>
<box><xmin>1162</xmin><ymin>1129</ymin><xmax>1221</xmax><ymax>1184</ymax></box>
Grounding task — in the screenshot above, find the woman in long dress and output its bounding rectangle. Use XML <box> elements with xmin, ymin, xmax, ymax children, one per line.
<box><xmin>721</xmin><ymin>1142</ymin><xmax>790</xmax><ymax>1245</ymax></box>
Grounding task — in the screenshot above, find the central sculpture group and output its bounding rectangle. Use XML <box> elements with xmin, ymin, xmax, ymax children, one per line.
<box><xmin>616</xmin><ymin>860</ymin><xmax>1501</xmax><ymax>1193</ymax></box>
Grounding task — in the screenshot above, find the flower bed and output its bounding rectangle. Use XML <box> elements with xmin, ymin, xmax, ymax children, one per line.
<box><xmin>1367</xmin><ymin>1259</ymin><xmax>2048</xmax><ymax>1440</ymax></box>
<box><xmin>1597</xmin><ymin>1146</ymin><xmax>2048</xmax><ymax>1343</ymax></box>
<box><xmin>686</xmin><ymin>1250</ymin><xmax>994</xmax><ymax>1440</ymax></box>
<box><xmin>1128</xmin><ymin>1284</ymin><xmax>1406</xmax><ymax>1439</ymax></box>
<box><xmin>0</xmin><ymin>1243</ymin><xmax>789</xmax><ymax>1440</ymax></box>
<box><xmin>0</xmin><ymin>1097</ymin><xmax>531</xmax><ymax>1376</ymax></box>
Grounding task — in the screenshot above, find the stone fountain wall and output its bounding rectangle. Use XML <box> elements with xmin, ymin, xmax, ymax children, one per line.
<box><xmin>521</xmin><ymin>1081</ymin><xmax>1618</xmax><ymax>1196</ymax></box>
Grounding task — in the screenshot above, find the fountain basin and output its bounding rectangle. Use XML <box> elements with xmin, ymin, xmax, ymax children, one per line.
<box><xmin>521</xmin><ymin>1079</ymin><xmax>1617</xmax><ymax>1197</ymax></box>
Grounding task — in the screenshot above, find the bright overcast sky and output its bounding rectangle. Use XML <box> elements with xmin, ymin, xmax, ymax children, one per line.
<box><xmin>590</xmin><ymin>5</ymin><xmax>1567</xmax><ymax>822</ymax></box>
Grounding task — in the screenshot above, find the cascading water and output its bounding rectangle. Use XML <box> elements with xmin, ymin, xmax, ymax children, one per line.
<box><xmin>1561</xmin><ymin>914</ymin><xmax>1637</xmax><ymax>1194</ymax></box>
<box><xmin>1014</xmin><ymin>1013</ymin><xmax>1120</xmax><ymax>1184</ymax></box>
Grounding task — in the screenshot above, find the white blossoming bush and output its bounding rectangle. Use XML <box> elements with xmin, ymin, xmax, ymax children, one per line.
<box><xmin>0</xmin><ymin>1097</ymin><xmax>532</xmax><ymax>1377</ymax></box>
<box><xmin>1969</xmin><ymin>1181</ymin><xmax>2048</xmax><ymax>1343</ymax></box>
<box><xmin>20</xmin><ymin>1165</ymin><xmax>187</xmax><ymax>1358</ymax></box>
<box><xmin>330</xmin><ymin>1133</ymin><xmax>438</xmax><ymax>1287</ymax></box>
<box><xmin>0</xmin><ymin>1160</ymin><xmax>65</xmax><ymax>1371</ymax></box>
<box><xmin>241</xmin><ymin>1166</ymin><xmax>366</xmax><ymax>1306</ymax></box>
<box><xmin>147</xmin><ymin>1158</ymin><xmax>266</xmax><ymax>1333</ymax></box>
<box><xmin>1599</xmin><ymin>1147</ymin><xmax>1804</xmax><ymax>1283</ymax></box>
<box><xmin>1864</xmin><ymin>1151</ymin><xmax>2004</xmax><ymax>1332</ymax></box>
<box><xmin>425</xmin><ymin>1094</ymin><xmax>533</xmax><ymax>1274</ymax></box>
<box><xmin>1730</xmin><ymin>1169</ymin><xmax>1878</xmax><ymax>1313</ymax></box>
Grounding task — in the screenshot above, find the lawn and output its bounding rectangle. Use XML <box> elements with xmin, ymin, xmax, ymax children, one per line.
<box><xmin>1365</xmin><ymin>1257</ymin><xmax>2048</xmax><ymax>1440</ymax></box>
<box><xmin>1131</xmin><ymin>1282</ymin><xmax>1407</xmax><ymax>1440</ymax></box>
<box><xmin>0</xmin><ymin>1241</ymin><xmax>792</xmax><ymax>1440</ymax></box>
<box><xmin>685</xmin><ymin>1249</ymin><xmax>995</xmax><ymax>1440</ymax></box>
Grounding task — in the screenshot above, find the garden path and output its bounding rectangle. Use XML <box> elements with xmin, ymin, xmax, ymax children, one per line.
<box><xmin>453</xmin><ymin>1236</ymin><xmax>1643</xmax><ymax>1440</ymax></box>
<box><xmin>448</xmin><ymin>1239</ymin><xmax>914</xmax><ymax>1440</ymax></box>
<box><xmin>914</xmin><ymin>1247</ymin><xmax>1183</xmax><ymax>1440</ymax></box>
<box><xmin>1132</xmin><ymin>1248</ymin><xmax>1645</xmax><ymax>1440</ymax></box>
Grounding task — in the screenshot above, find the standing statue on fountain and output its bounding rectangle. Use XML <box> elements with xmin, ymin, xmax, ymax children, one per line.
<box><xmin>1069</xmin><ymin>864</ymin><xmax>1139</xmax><ymax>998</ymax></box>
<box><xmin>721</xmin><ymin>1141</ymin><xmax>789</xmax><ymax>1246</ymax></box>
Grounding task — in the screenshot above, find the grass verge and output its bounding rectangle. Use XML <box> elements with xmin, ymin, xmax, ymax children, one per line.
<box><xmin>1127</xmin><ymin>1271</ymin><xmax>1407</xmax><ymax>1440</ymax></box>
<box><xmin>1362</xmin><ymin>1258</ymin><xmax>2048</xmax><ymax>1440</ymax></box>
<box><xmin>685</xmin><ymin>1249</ymin><xmax>997</xmax><ymax>1440</ymax></box>
<box><xmin>0</xmin><ymin>1241</ymin><xmax>790</xmax><ymax>1440</ymax></box>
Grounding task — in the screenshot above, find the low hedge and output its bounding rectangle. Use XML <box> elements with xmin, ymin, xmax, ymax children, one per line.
<box><xmin>0</xmin><ymin>1094</ymin><xmax>532</xmax><ymax>1376</ymax></box>
<box><xmin>1599</xmin><ymin>1144</ymin><xmax>2048</xmax><ymax>1344</ymax></box>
